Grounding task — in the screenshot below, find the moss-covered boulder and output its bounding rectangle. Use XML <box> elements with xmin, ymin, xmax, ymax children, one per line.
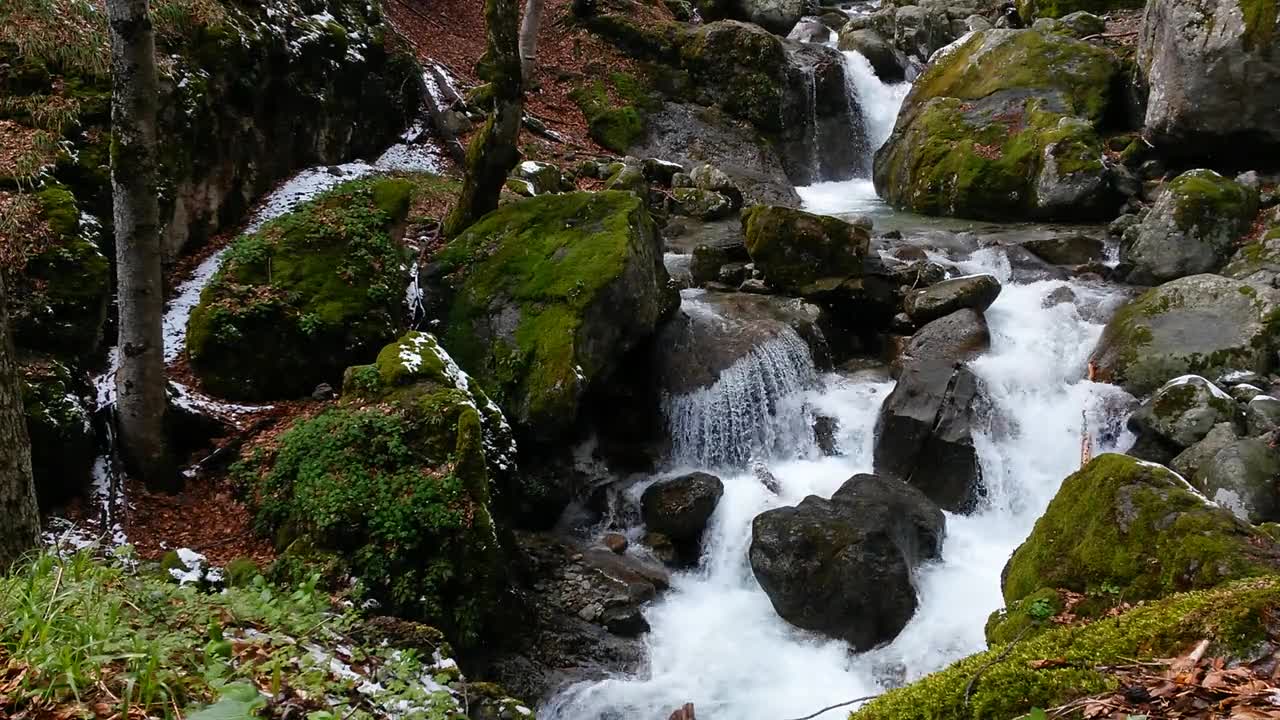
<box><xmin>741</xmin><ymin>205</ymin><xmax>869</xmax><ymax>294</ymax></box>
<box><xmin>246</xmin><ymin>332</ymin><xmax>515</xmax><ymax>646</ymax></box>
<box><xmin>1123</xmin><ymin>170</ymin><xmax>1260</xmax><ymax>284</ymax></box>
<box><xmin>1002</xmin><ymin>454</ymin><xmax>1280</xmax><ymax>609</ymax></box>
<box><xmin>4</xmin><ymin>185</ymin><xmax>111</xmax><ymax>361</ymax></box>
<box><xmin>187</xmin><ymin>177</ymin><xmax>415</xmax><ymax>400</ymax></box>
<box><xmin>1089</xmin><ymin>274</ymin><xmax>1280</xmax><ymax>397</ymax></box>
<box><xmin>872</xmin><ymin>29</ymin><xmax>1121</xmax><ymax>220</ymax></box>
<box><xmin>678</xmin><ymin>21</ymin><xmax>792</xmax><ymax>135</ymax></box>
<box><xmin>854</xmin><ymin>577</ymin><xmax>1280</xmax><ymax>720</ymax></box>
<box><xmin>1128</xmin><ymin>375</ymin><xmax>1240</xmax><ymax>450</ymax></box>
<box><xmin>20</xmin><ymin>356</ymin><xmax>95</xmax><ymax>510</ymax></box>
<box><xmin>428</xmin><ymin>191</ymin><xmax>676</xmax><ymax>442</ymax></box>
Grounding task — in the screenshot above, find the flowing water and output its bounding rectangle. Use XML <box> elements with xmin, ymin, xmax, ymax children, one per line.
<box><xmin>542</xmin><ymin>50</ymin><xmax>1135</xmax><ymax>720</ymax></box>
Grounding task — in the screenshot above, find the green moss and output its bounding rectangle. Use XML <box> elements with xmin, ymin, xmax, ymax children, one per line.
<box><xmin>34</xmin><ymin>183</ymin><xmax>78</xmax><ymax>235</ymax></box>
<box><xmin>1003</xmin><ymin>454</ymin><xmax>1280</xmax><ymax>606</ymax></box>
<box><xmin>431</xmin><ymin>191</ymin><xmax>665</xmax><ymax>436</ymax></box>
<box><xmin>223</xmin><ymin>557</ymin><xmax>260</xmax><ymax>588</ymax></box>
<box><xmin>852</xmin><ymin>577</ymin><xmax>1280</xmax><ymax>720</ymax></box>
<box><xmin>984</xmin><ymin>587</ymin><xmax>1062</xmax><ymax>645</ymax></box>
<box><xmin>1165</xmin><ymin>169</ymin><xmax>1258</xmax><ymax>235</ymax></box>
<box><xmin>678</xmin><ymin>21</ymin><xmax>789</xmax><ymax>133</ymax></box>
<box><xmin>186</xmin><ymin>176</ymin><xmax>421</xmax><ymax>400</ymax></box>
<box><xmin>1241</xmin><ymin>0</ymin><xmax>1278</xmax><ymax>50</ymax></box>
<box><xmin>741</xmin><ymin>205</ymin><xmax>870</xmax><ymax>292</ymax></box>
<box><xmin>569</xmin><ymin>76</ymin><xmax>653</xmax><ymax>153</ymax></box>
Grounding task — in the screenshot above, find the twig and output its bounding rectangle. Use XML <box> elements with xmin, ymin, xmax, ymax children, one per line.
<box><xmin>1081</xmin><ymin>30</ymin><xmax>1138</xmax><ymax>40</ymax></box>
<box><xmin>781</xmin><ymin>695</ymin><xmax>880</xmax><ymax>720</ymax></box>
<box><xmin>964</xmin><ymin>624</ymin><xmax>1033</xmax><ymax>704</ymax></box>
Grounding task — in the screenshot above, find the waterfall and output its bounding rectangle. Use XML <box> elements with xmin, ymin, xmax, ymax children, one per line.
<box><xmin>803</xmin><ymin>65</ymin><xmax>821</xmax><ymax>183</ymax></box>
<box><xmin>664</xmin><ymin>328</ymin><xmax>819</xmax><ymax>469</ymax></box>
<box><xmin>841</xmin><ymin>51</ymin><xmax>910</xmax><ymax>170</ymax></box>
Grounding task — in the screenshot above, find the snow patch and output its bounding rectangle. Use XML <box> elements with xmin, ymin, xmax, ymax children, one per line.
<box><xmin>1160</xmin><ymin>374</ymin><xmax>1233</xmax><ymax>401</ymax></box>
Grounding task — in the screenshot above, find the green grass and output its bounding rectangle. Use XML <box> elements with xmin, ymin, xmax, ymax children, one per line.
<box><xmin>0</xmin><ymin>549</ymin><xmax>479</xmax><ymax>719</ymax></box>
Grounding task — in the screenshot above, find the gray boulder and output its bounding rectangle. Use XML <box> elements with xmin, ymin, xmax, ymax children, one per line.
<box><xmin>671</xmin><ymin>188</ymin><xmax>734</xmax><ymax>220</ymax></box>
<box><xmin>1129</xmin><ymin>375</ymin><xmax>1239</xmax><ymax>449</ymax></box>
<box><xmin>893</xmin><ymin>4</ymin><xmax>956</xmax><ymax>63</ymax></box>
<box><xmin>1090</xmin><ymin>274</ymin><xmax>1280</xmax><ymax>397</ymax></box>
<box><xmin>1123</xmin><ymin>170</ymin><xmax>1259</xmax><ymax>284</ymax></box>
<box><xmin>895</xmin><ymin>308</ymin><xmax>991</xmax><ymax>375</ymax></box>
<box><xmin>838</xmin><ymin>27</ymin><xmax>905</xmax><ymax>82</ymax></box>
<box><xmin>1171</xmin><ymin>423</ymin><xmax>1240</xmax><ymax>480</ymax></box>
<box><xmin>1022</xmin><ymin>233</ymin><xmax>1104</xmax><ymax>266</ymax></box>
<box><xmin>874</xmin><ymin>359</ymin><xmax>988</xmax><ymax>512</ymax></box>
<box><xmin>1138</xmin><ymin>0</ymin><xmax>1280</xmax><ymax>163</ymax></box>
<box><xmin>737</xmin><ymin>0</ymin><xmax>805</xmax><ymax>35</ymax></box>
<box><xmin>904</xmin><ymin>274</ymin><xmax>1001</xmax><ymax>325</ymax></box>
<box><xmin>1193</xmin><ymin>438</ymin><xmax>1280</xmax><ymax>524</ymax></box>
<box><xmin>749</xmin><ymin>474</ymin><xmax>945</xmax><ymax>649</ymax></box>
<box><xmin>1058</xmin><ymin>11</ymin><xmax>1105</xmax><ymax>38</ymax></box>
<box><xmin>1249</xmin><ymin>396</ymin><xmax>1280</xmax><ymax>437</ymax></box>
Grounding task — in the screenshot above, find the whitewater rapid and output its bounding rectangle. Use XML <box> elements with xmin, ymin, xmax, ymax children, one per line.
<box><xmin>543</xmin><ymin>49</ymin><xmax>1135</xmax><ymax>720</ymax></box>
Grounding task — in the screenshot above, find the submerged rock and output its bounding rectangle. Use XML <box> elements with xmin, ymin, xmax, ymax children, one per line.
<box><xmin>1122</xmin><ymin>170</ymin><xmax>1259</xmax><ymax>284</ymax></box>
<box><xmin>1002</xmin><ymin>453</ymin><xmax>1280</xmax><ymax>608</ymax></box>
<box><xmin>1138</xmin><ymin>0</ymin><xmax>1280</xmax><ymax>163</ymax></box>
<box><xmin>742</xmin><ymin>205</ymin><xmax>871</xmax><ymax>293</ymax></box>
<box><xmin>1089</xmin><ymin>274</ymin><xmax>1280</xmax><ymax>397</ymax></box>
<box><xmin>903</xmin><ymin>274</ymin><xmax>1001</xmax><ymax>325</ymax></box>
<box><xmin>187</xmin><ymin>177</ymin><xmax>416</xmax><ymax>400</ymax></box>
<box><xmin>427</xmin><ymin>191</ymin><xmax>677</xmax><ymax>443</ymax></box>
<box><xmin>873</xmin><ymin>29</ymin><xmax>1120</xmax><ymax>220</ymax></box>
<box><xmin>749</xmin><ymin>474</ymin><xmax>945</xmax><ymax>650</ymax></box>
<box><xmin>874</xmin><ymin>358</ymin><xmax>988</xmax><ymax>512</ymax></box>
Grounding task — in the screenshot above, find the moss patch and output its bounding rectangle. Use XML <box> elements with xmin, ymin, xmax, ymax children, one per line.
<box><xmin>187</xmin><ymin>176</ymin><xmax>420</xmax><ymax>400</ymax></box>
<box><xmin>1241</xmin><ymin>0</ymin><xmax>1278</xmax><ymax>51</ymax></box>
<box><xmin>1003</xmin><ymin>454</ymin><xmax>1280</xmax><ymax>606</ymax></box>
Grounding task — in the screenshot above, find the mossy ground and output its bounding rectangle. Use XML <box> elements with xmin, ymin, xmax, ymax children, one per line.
<box><xmin>186</xmin><ymin>175</ymin><xmax>423</xmax><ymax>400</ymax></box>
<box><xmin>1002</xmin><ymin>454</ymin><xmax>1280</xmax><ymax>605</ymax></box>
<box><xmin>852</xmin><ymin>577</ymin><xmax>1280</xmax><ymax>720</ymax></box>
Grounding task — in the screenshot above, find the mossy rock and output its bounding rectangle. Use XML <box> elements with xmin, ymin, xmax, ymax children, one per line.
<box><xmin>853</xmin><ymin>576</ymin><xmax>1280</xmax><ymax>720</ymax></box>
<box><xmin>678</xmin><ymin>20</ymin><xmax>791</xmax><ymax>134</ymax></box>
<box><xmin>8</xmin><ymin>184</ymin><xmax>110</xmax><ymax>361</ymax></box>
<box><xmin>20</xmin><ymin>356</ymin><xmax>95</xmax><ymax>510</ymax></box>
<box><xmin>1089</xmin><ymin>274</ymin><xmax>1280</xmax><ymax>397</ymax></box>
<box><xmin>222</xmin><ymin>557</ymin><xmax>260</xmax><ymax>588</ymax></box>
<box><xmin>741</xmin><ymin>205</ymin><xmax>870</xmax><ymax>293</ymax></box>
<box><xmin>872</xmin><ymin>29</ymin><xmax>1120</xmax><ymax>221</ymax></box>
<box><xmin>983</xmin><ymin>586</ymin><xmax>1062</xmax><ymax>645</ymax></box>
<box><xmin>245</xmin><ymin>346</ymin><xmax>509</xmax><ymax>646</ymax></box>
<box><xmin>187</xmin><ymin>176</ymin><xmax>417</xmax><ymax>401</ymax></box>
<box><xmin>428</xmin><ymin>191</ymin><xmax>676</xmax><ymax>443</ymax></box>
<box><xmin>1123</xmin><ymin>169</ymin><xmax>1260</xmax><ymax>284</ymax></box>
<box><xmin>1002</xmin><ymin>454</ymin><xmax>1280</xmax><ymax>608</ymax></box>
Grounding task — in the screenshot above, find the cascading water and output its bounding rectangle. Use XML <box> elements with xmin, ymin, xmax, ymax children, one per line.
<box><xmin>543</xmin><ymin>50</ymin><xmax>1135</xmax><ymax>720</ymax></box>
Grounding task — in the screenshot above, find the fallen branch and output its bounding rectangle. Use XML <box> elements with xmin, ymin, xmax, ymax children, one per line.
<box><xmin>781</xmin><ymin>695</ymin><xmax>880</xmax><ymax>720</ymax></box>
<box><xmin>965</xmin><ymin>624</ymin><xmax>1033</xmax><ymax>705</ymax></box>
<box><xmin>1081</xmin><ymin>30</ymin><xmax>1138</xmax><ymax>41</ymax></box>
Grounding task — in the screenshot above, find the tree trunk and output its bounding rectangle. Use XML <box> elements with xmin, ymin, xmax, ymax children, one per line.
<box><xmin>0</xmin><ymin>275</ymin><xmax>40</xmax><ymax>571</ymax></box>
<box><xmin>443</xmin><ymin>0</ymin><xmax>525</xmax><ymax>237</ymax></box>
<box><xmin>519</xmin><ymin>0</ymin><xmax>545</xmax><ymax>84</ymax></box>
<box><xmin>108</xmin><ymin>0</ymin><xmax>175</xmax><ymax>490</ymax></box>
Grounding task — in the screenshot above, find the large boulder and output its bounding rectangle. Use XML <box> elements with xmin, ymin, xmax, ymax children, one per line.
<box><xmin>1181</xmin><ymin>436</ymin><xmax>1280</xmax><ymax>524</ymax></box>
<box><xmin>741</xmin><ymin>206</ymin><xmax>871</xmax><ymax>293</ymax></box>
<box><xmin>642</xmin><ymin>472</ymin><xmax>725</xmax><ymax>561</ymax></box>
<box><xmin>251</xmin><ymin>332</ymin><xmax>517</xmax><ymax>646</ymax></box>
<box><xmin>749</xmin><ymin>474</ymin><xmax>946</xmax><ymax>650</ymax></box>
<box><xmin>1002</xmin><ymin>454</ymin><xmax>1280</xmax><ymax>609</ymax></box>
<box><xmin>187</xmin><ymin>177</ymin><xmax>414</xmax><ymax>400</ymax></box>
<box><xmin>903</xmin><ymin>274</ymin><xmax>1001</xmax><ymax>325</ymax></box>
<box><xmin>428</xmin><ymin>191</ymin><xmax>677</xmax><ymax>442</ymax></box>
<box><xmin>1122</xmin><ymin>170</ymin><xmax>1260</xmax><ymax>284</ymax></box>
<box><xmin>895</xmin><ymin>309</ymin><xmax>991</xmax><ymax>375</ymax></box>
<box><xmin>736</xmin><ymin>0</ymin><xmax>804</xmax><ymax>35</ymax></box>
<box><xmin>1138</xmin><ymin>0</ymin><xmax>1280</xmax><ymax>163</ymax></box>
<box><xmin>1089</xmin><ymin>274</ymin><xmax>1280</xmax><ymax>397</ymax></box>
<box><xmin>838</xmin><ymin>27</ymin><xmax>906</xmax><ymax>82</ymax></box>
<box><xmin>873</xmin><ymin>29</ymin><xmax>1121</xmax><ymax>220</ymax></box>
<box><xmin>874</xmin><ymin>359</ymin><xmax>988</xmax><ymax>512</ymax></box>
<box><xmin>1128</xmin><ymin>375</ymin><xmax>1240</xmax><ymax>450</ymax></box>
<box><xmin>20</xmin><ymin>358</ymin><xmax>96</xmax><ymax>510</ymax></box>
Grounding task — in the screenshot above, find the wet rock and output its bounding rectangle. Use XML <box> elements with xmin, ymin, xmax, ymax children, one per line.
<box><xmin>1090</xmin><ymin>274</ymin><xmax>1280</xmax><ymax>397</ymax></box>
<box><xmin>1194</xmin><ymin>438</ymin><xmax>1280</xmax><ymax>523</ymax></box>
<box><xmin>643</xmin><ymin>158</ymin><xmax>686</xmax><ymax>185</ymax></box>
<box><xmin>1138</xmin><ymin>0</ymin><xmax>1280</xmax><ymax>163</ymax></box>
<box><xmin>903</xmin><ymin>274</ymin><xmax>1001</xmax><ymax>325</ymax></box>
<box><xmin>1128</xmin><ymin>375</ymin><xmax>1240</xmax><ymax>450</ymax></box>
<box><xmin>513</xmin><ymin>161</ymin><xmax>572</xmax><ymax>195</ymax></box>
<box><xmin>873</xmin><ymin>29</ymin><xmax>1120</xmax><ymax>221</ymax></box>
<box><xmin>1057</xmin><ymin>11</ymin><xmax>1105</xmax><ymax>37</ymax></box>
<box><xmin>752</xmin><ymin>459</ymin><xmax>782</xmax><ymax>494</ymax></box>
<box><xmin>739</xmin><ymin>278</ymin><xmax>771</xmax><ymax>294</ymax></box>
<box><xmin>671</xmin><ymin>187</ymin><xmax>734</xmax><ymax>220</ymax></box>
<box><xmin>737</xmin><ymin>0</ymin><xmax>805</xmax><ymax>35</ymax></box>
<box><xmin>1170</xmin><ymin>423</ymin><xmax>1239</xmax><ymax>480</ymax></box>
<box><xmin>1002</xmin><ymin>454</ymin><xmax>1280</xmax><ymax>610</ymax></box>
<box><xmin>838</xmin><ymin>27</ymin><xmax>905</xmax><ymax>82</ymax></box>
<box><xmin>749</xmin><ymin>474</ymin><xmax>945</xmax><ymax>650</ymax></box>
<box><xmin>874</xmin><ymin>359</ymin><xmax>988</xmax><ymax>512</ymax></box>
<box><xmin>814</xmin><ymin>415</ymin><xmax>840</xmax><ymax>456</ymax></box>
<box><xmin>603</xmin><ymin>533</ymin><xmax>629</xmax><ymax>554</ymax></box>
<box><xmin>894</xmin><ymin>308</ymin><xmax>990</xmax><ymax>376</ymax></box>
<box><xmin>1042</xmin><ymin>285</ymin><xmax>1077</xmax><ymax>308</ymax></box>
<box><xmin>641</xmin><ymin>472</ymin><xmax>725</xmax><ymax>553</ymax></box>
<box><xmin>1231</xmin><ymin>384</ymin><xmax>1264</xmax><ymax>403</ymax></box>
<box><xmin>644</xmin><ymin>532</ymin><xmax>679</xmax><ymax>565</ymax></box>
<box><xmin>893</xmin><ymin>4</ymin><xmax>956</xmax><ymax>63</ymax></box>
<box><xmin>742</xmin><ymin>205</ymin><xmax>871</xmax><ymax>293</ymax></box>
<box><xmin>718</xmin><ymin>262</ymin><xmax>749</xmax><ymax>286</ymax></box>
<box><xmin>1022</xmin><ymin>234</ymin><xmax>1104</xmax><ymax>266</ymax></box>
<box><xmin>1122</xmin><ymin>170</ymin><xmax>1259</xmax><ymax>284</ymax></box>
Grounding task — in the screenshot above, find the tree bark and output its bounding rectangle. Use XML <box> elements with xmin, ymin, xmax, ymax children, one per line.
<box><xmin>108</xmin><ymin>0</ymin><xmax>175</xmax><ymax>490</ymax></box>
<box><xmin>519</xmin><ymin>0</ymin><xmax>545</xmax><ymax>83</ymax></box>
<box><xmin>443</xmin><ymin>0</ymin><xmax>525</xmax><ymax>237</ymax></box>
<box><xmin>0</xmin><ymin>275</ymin><xmax>40</xmax><ymax>571</ymax></box>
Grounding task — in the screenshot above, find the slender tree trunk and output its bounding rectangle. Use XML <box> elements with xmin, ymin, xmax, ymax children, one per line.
<box><xmin>0</xmin><ymin>275</ymin><xmax>40</xmax><ymax>571</ymax></box>
<box><xmin>108</xmin><ymin>0</ymin><xmax>175</xmax><ymax>490</ymax></box>
<box><xmin>519</xmin><ymin>0</ymin><xmax>544</xmax><ymax>84</ymax></box>
<box><xmin>444</xmin><ymin>0</ymin><xmax>525</xmax><ymax>237</ymax></box>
